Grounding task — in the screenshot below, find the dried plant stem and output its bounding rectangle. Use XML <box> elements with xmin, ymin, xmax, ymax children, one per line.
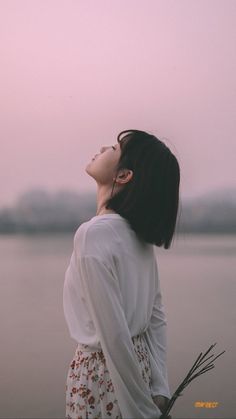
<box><xmin>159</xmin><ymin>343</ymin><xmax>225</xmax><ymax>419</ymax></box>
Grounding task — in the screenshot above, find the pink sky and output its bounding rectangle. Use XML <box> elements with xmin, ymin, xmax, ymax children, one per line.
<box><xmin>1</xmin><ymin>0</ymin><xmax>236</xmax><ymax>207</ymax></box>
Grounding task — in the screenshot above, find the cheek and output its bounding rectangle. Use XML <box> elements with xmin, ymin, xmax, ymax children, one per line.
<box><xmin>95</xmin><ymin>154</ymin><xmax>113</xmax><ymax>172</ymax></box>
<box><xmin>93</xmin><ymin>152</ymin><xmax>119</xmax><ymax>173</ymax></box>
<box><xmin>98</xmin><ymin>155</ymin><xmax>118</xmax><ymax>179</ymax></box>
<box><xmin>101</xmin><ymin>153</ymin><xmax>117</xmax><ymax>168</ymax></box>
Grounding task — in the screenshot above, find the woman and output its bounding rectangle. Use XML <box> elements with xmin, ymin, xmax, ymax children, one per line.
<box><xmin>63</xmin><ymin>129</ymin><xmax>180</xmax><ymax>418</ymax></box>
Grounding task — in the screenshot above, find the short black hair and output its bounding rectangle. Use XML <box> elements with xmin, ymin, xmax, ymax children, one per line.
<box><xmin>105</xmin><ymin>129</ymin><xmax>181</xmax><ymax>249</ymax></box>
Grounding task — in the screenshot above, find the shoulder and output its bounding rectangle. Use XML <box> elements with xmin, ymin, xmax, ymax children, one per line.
<box><xmin>74</xmin><ymin>218</ymin><xmax>120</xmax><ymax>260</ymax></box>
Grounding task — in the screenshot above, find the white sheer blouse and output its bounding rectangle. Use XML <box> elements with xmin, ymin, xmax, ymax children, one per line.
<box><xmin>63</xmin><ymin>213</ymin><xmax>171</xmax><ymax>418</ymax></box>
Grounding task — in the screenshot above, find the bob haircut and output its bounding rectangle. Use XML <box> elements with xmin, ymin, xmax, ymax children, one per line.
<box><xmin>105</xmin><ymin>129</ymin><xmax>181</xmax><ymax>249</ymax></box>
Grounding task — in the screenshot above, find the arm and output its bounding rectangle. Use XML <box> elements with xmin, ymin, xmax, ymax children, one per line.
<box><xmin>143</xmin><ymin>274</ymin><xmax>171</xmax><ymax>400</ymax></box>
<box><xmin>77</xmin><ymin>254</ymin><xmax>162</xmax><ymax>419</ymax></box>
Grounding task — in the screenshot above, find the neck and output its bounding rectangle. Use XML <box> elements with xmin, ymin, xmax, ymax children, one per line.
<box><xmin>96</xmin><ymin>184</ymin><xmax>116</xmax><ymax>216</ymax></box>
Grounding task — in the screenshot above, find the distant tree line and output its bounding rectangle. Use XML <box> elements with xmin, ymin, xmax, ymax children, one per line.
<box><xmin>0</xmin><ymin>187</ymin><xmax>236</xmax><ymax>234</ymax></box>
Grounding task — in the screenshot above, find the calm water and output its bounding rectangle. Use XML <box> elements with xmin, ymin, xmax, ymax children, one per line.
<box><xmin>0</xmin><ymin>233</ymin><xmax>235</xmax><ymax>419</ymax></box>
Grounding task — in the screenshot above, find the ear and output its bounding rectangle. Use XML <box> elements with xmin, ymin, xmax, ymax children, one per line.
<box><xmin>114</xmin><ymin>169</ymin><xmax>133</xmax><ymax>184</ymax></box>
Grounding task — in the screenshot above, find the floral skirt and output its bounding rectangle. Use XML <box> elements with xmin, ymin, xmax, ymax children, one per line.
<box><xmin>65</xmin><ymin>333</ymin><xmax>152</xmax><ymax>419</ymax></box>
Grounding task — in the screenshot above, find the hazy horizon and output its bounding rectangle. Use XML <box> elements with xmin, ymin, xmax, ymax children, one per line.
<box><xmin>1</xmin><ymin>0</ymin><xmax>236</xmax><ymax>207</ymax></box>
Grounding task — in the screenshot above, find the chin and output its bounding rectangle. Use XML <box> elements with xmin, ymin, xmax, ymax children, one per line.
<box><xmin>85</xmin><ymin>159</ymin><xmax>93</xmax><ymax>168</ymax></box>
<box><xmin>85</xmin><ymin>163</ymin><xmax>91</xmax><ymax>174</ymax></box>
<box><xmin>85</xmin><ymin>163</ymin><xmax>95</xmax><ymax>178</ymax></box>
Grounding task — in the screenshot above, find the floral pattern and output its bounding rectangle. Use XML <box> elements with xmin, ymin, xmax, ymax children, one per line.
<box><xmin>65</xmin><ymin>334</ymin><xmax>152</xmax><ymax>419</ymax></box>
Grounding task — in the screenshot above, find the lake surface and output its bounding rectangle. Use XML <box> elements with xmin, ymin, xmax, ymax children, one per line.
<box><xmin>0</xmin><ymin>232</ymin><xmax>235</xmax><ymax>419</ymax></box>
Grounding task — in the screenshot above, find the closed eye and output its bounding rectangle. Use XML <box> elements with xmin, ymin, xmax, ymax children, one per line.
<box><xmin>112</xmin><ymin>145</ymin><xmax>116</xmax><ymax>150</ymax></box>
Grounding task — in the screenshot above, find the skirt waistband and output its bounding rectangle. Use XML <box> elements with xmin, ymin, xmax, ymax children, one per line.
<box><xmin>76</xmin><ymin>331</ymin><xmax>146</xmax><ymax>353</ymax></box>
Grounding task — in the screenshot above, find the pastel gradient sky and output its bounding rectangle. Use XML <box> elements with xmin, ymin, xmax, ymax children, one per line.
<box><xmin>1</xmin><ymin>0</ymin><xmax>236</xmax><ymax>207</ymax></box>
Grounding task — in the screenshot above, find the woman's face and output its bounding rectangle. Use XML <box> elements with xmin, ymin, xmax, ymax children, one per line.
<box><xmin>85</xmin><ymin>142</ymin><xmax>122</xmax><ymax>185</ymax></box>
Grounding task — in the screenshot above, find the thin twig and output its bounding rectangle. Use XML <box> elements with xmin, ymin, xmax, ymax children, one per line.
<box><xmin>159</xmin><ymin>343</ymin><xmax>225</xmax><ymax>419</ymax></box>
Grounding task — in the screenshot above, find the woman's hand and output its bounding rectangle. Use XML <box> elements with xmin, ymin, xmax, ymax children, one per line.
<box><xmin>152</xmin><ymin>395</ymin><xmax>172</xmax><ymax>419</ymax></box>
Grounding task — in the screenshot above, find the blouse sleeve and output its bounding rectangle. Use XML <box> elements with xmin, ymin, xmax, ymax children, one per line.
<box><xmin>143</xmin><ymin>277</ymin><xmax>171</xmax><ymax>399</ymax></box>
<box><xmin>76</xmin><ymin>254</ymin><xmax>162</xmax><ymax>419</ymax></box>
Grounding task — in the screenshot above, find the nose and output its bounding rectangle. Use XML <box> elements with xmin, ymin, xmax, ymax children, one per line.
<box><xmin>100</xmin><ymin>146</ymin><xmax>108</xmax><ymax>153</ymax></box>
